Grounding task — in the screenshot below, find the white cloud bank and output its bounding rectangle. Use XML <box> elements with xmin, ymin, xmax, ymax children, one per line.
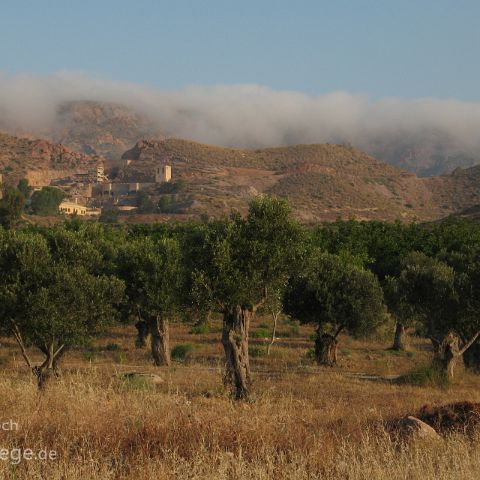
<box><xmin>1</xmin><ymin>71</ymin><xmax>480</xmax><ymax>157</ymax></box>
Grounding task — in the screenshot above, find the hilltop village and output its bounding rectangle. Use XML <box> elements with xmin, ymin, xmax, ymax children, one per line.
<box><xmin>29</xmin><ymin>159</ymin><xmax>172</xmax><ymax>217</ymax></box>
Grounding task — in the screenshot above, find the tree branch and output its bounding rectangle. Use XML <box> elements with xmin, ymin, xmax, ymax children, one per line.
<box><xmin>458</xmin><ymin>330</ymin><xmax>480</xmax><ymax>356</ymax></box>
<box><xmin>53</xmin><ymin>344</ymin><xmax>65</xmax><ymax>359</ymax></box>
<box><xmin>11</xmin><ymin>322</ymin><xmax>33</xmax><ymax>370</ymax></box>
<box><xmin>333</xmin><ymin>325</ymin><xmax>344</xmax><ymax>339</ymax></box>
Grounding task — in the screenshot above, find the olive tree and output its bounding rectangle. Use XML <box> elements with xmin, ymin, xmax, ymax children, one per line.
<box><xmin>284</xmin><ymin>251</ymin><xmax>385</xmax><ymax>366</ymax></box>
<box><xmin>0</xmin><ymin>186</ymin><xmax>25</xmax><ymax>229</ymax></box>
<box><xmin>191</xmin><ymin>196</ymin><xmax>303</xmax><ymax>399</ymax></box>
<box><xmin>117</xmin><ymin>236</ymin><xmax>183</xmax><ymax>366</ymax></box>
<box><xmin>0</xmin><ymin>230</ymin><xmax>124</xmax><ymax>388</ymax></box>
<box><xmin>391</xmin><ymin>251</ymin><xmax>480</xmax><ymax>379</ymax></box>
<box><xmin>383</xmin><ymin>276</ymin><xmax>418</xmax><ymax>350</ymax></box>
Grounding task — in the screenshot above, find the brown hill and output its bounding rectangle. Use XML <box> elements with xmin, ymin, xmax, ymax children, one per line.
<box><xmin>2</xmin><ymin>131</ymin><xmax>480</xmax><ymax>223</ymax></box>
<box><xmin>120</xmin><ymin>138</ymin><xmax>480</xmax><ymax>222</ymax></box>
<box><xmin>0</xmin><ymin>132</ymin><xmax>102</xmax><ymax>187</ymax></box>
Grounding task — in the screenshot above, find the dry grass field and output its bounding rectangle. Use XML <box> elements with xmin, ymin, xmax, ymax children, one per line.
<box><xmin>1</xmin><ymin>315</ymin><xmax>480</xmax><ymax>479</ymax></box>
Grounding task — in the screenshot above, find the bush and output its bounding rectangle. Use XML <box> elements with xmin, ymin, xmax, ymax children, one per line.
<box><xmin>30</xmin><ymin>186</ymin><xmax>65</xmax><ymax>215</ymax></box>
<box><xmin>136</xmin><ymin>191</ymin><xmax>154</xmax><ymax>213</ymax></box>
<box><xmin>305</xmin><ymin>348</ymin><xmax>316</xmax><ymax>359</ymax></box>
<box><xmin>158</xmin><ymin>195</ymin><xmax>170</xmax><ymax>213</ymax></box>
<box><xmin>250</xmin><ymin>328</ymin><xmax>270</xmax><ymax>338</ymax></box>
<box><xmin>190</xmin><ymin>324</ymin><xmax>209</xmax><ymax>335</ymax></box>
<box><xmin>158</xmin><ymin>180</ymin><xmax>186</xmax><ymax>194</ymax></box>
<box><xmin>105</xmin><ymin>342</ymin><xmax>120</xmax><ymax>351</ymax></box>
<box><xmin>99</xmin><ymin>209</ymin><xmax>119</xmax><ymax>224</ymax></box>
<box><xmin>249</xmin><ymin>346</ymin><xmax>267</xmax><ymax>357</ymax></box>
<box><xmin>171</xmin><ymin>344</ymin><xmax>197</xmax><ymax>361</ymax></box>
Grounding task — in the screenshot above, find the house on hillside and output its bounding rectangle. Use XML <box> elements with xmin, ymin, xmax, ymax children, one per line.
<box><xmin>59</xmin><ymin>201</ymin><xmax>87</xmax><ymax>216</ymax></box>
<box><xmin>155</xmin><ymin>164</ymin><xmax>172</xmax><ymax>183</ymax></box>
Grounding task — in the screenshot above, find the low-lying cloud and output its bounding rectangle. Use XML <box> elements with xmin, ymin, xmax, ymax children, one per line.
<box><xmin>1</xmin><ymin>71</ymin><xmax>480</xmax><ymax>173</ymax></box>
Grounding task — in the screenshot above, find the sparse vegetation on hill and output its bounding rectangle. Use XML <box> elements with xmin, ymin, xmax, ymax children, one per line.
<box><xmin>0</xmin><ymin>132</ymin><xmax>103</xmax><ymax>187</ymax></box>
<box><xmin>1</xmin><ymin>131</ymin><xmax>480</xmax><ymax>223</ymax></box>
<box><xmin>120</xmin><ymin>137</ymin><xmax>480</xmax><ymax>222</ymax></box>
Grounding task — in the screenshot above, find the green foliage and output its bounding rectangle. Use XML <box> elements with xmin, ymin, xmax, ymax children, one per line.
<box><xmin>284</xmin><ymin>250</ymin><xmax>386</xmax><ymax>337</ymax></box>
<box><xmin>171</xmin><ymin>343</ymin><xmax>196</xmax><ymax>361</ymax></box>
<box><xmin>158</xmin><ymin>179</ymin><xmax>186</xmax><ymax>194</ymax></box>
<box><xmin>117</xmin><ymin>235</ymin><xmax>183</xmax><ymax>323</ymax></box>
<box><xmin>188</xmin><ymin>196</ymin><xmax>305</xmax><ymax>313</ymax></box>
<box><xmin>136</xmin><ymin>191</ymin><xmax>154</xmax><ymax>213</ymax></box>
<box><xmin>393</xmin><ymin>252</ymin><xmax>456</xmax><ymax>339</ymax></box>
<box><xmin>248</xmin><ymin>346</ymin><xmax>267</xmax><ymax>357</ymax></box>
<box><xmin>99</xmin><ymin>209</ymin><xmax>119</xmax><ymax>224</ymax></box>
<box><xmin>0</xmin><ymin>186</ymin><xmax>25</xmax><ymax>229</ymax></box>
<box><xmin>30</xmin><ymin>186</ymin><xmax>65</xmax><ymax>216</ymax></box>
<box><xmin>250</xmin><ymin>328</ymin><xmax>270</xmax><ymax>338</ymax></box>
<box><xmin>189</xmin><ymin>324</ymin><xmax>209</xmax><ymax>335</ymax></box>
<box><xmin>0</xmin><ymin>229</ymin><xmax>125</xmax><ymax>358</ymax></box>
<box><xmin>158</xmin><ymin>195</ymin><xmax>170</xmax><ymax>213</ymax></box>
<box><xmin>17</xmin><ymin>179</ymin><xmax>31</xmax><ymax>200</ymax></box>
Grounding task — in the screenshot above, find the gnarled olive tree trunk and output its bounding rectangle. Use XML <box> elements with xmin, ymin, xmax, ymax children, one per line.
<box><xmin>392</xmin><ymin>321</ymin><xmax>406</xmax><ymax>351</ymax></box>
<box><xmin>315</xmin><ymin>333</ymin><xmax>338</xmax><ymax>366</ymax></box>
<box><xmin>433</xmin><ymin>332</ymin><xmax>460</xmax><ymax>379</ymax></box>
<box><xmin>148</xmin><ymin>315</ymin><xmax>170</xmax><ymax>366</ymax></box>
<box><xmin>433</xmin><ymin>331</ymin><xmax>480</xmax><ymax>380</ymax></box>
<box><xmin>222</xmin><ymin>305</ymin><xmax>252</xmax><ymax>400</ymax></box>
<box><xmin>12</xmin><ymin>325</ymin><xmax>65</xmax><ymax>390</ymax></box>
<box><xmin>135</xmin><ymin>319</ymin><xmax>149</xmax><ymax>348</ymax></box>
<box><xmin>34</xmin><ymin>344</ymin><xmax>65</xmax><ymax>389</ymax></box>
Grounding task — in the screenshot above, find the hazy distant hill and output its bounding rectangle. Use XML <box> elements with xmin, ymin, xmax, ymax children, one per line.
<box><xmin>50</xmin><ymin>101</ymin><xmax>164</xmax><ymax>160</ymax></box>
<box><xmin>366</xmin><ymin>130</ymin><xmax>479</xmax><ymax>177</ymax></box>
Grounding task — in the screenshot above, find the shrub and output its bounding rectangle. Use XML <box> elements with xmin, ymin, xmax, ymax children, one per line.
<box><xmin>99</xmin><ymin>209</ymin><xmax>119</xmax><ymax>223</ymax></box>
<box><xmin>249</xmin><ymin>346</ymin><xmax>267</xmax><ymax>357</ymax></box>
<box><xmin>190</xmin><ymin>324</ymin><xmax>209</xmax><ymax>335</ymax></box>
<box><xmin>30</xmin><ymin>186</ymin><xmax>65</xmax><ymax>215</ymax></box>
<box><xmin>171</xmin><ymin>344</ymin><xmax>197</xmax><ymax>361</ymax></box>
<box><xmin>250</xmin><ymin>328</ymin><xmax>270</xmax><ymax>338</ymax></box>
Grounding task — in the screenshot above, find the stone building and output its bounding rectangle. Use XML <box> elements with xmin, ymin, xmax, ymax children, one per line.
<box><xmin>155</xmin><ymin>164</ymin><xmax>172</xmax><ymax>183</ymax></box>
<box><xmin>59</xmin><ymin>200</ymin><xmax>87</xmax><ymax>216</ymax></box>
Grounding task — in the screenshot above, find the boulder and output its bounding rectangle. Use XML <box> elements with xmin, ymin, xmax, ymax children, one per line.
<box><xmin>398</xmin><ymin>416</ymin><xmax>441</xmax><ymax>440</ymax></box>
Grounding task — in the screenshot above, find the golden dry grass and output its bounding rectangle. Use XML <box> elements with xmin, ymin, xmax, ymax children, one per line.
<box><xmin>1</xmin><ymin>316</ymin><xmax>480</xmax><ymax>479</ymax></box>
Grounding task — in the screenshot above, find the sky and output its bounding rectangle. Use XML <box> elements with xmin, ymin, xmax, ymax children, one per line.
<box><xmin>1</xmin><ymin>0</ymin><xmax>479</xmax><ymax>100</ymax></box>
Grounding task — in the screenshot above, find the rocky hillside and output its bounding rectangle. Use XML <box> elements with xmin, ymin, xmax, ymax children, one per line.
<box><xmin>0</xmin><ymin>132</ymin><xmax>102</xmax><ymax>187</ymax></box>
<box><xmin>2</xmin><ymin>131</ymin><xmax>480</xmax><ymax>223</ymax></box>
<box><xmin>119</xmin><ymin>138</ymin><xmax>480</xmax><ymax>222</ymax></box>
